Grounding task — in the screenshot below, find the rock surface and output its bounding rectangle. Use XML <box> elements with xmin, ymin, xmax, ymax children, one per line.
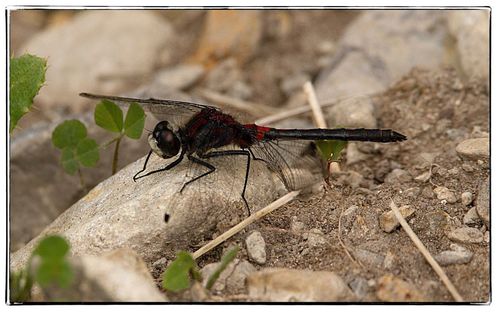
<box><xmin>245</xmin><ymin>231</ymin><xmax>267</xmax><ymax>265</ymax></box>
<box><xmin>10</xmin><ymin>153</ymin><xmax>279</xmax><ymax>273</ymax></box>
<box><xmin>475</xmin><ymin>177</ymin><xmax>490</xmax><ymax>229</ymax></box>
<box><xmin>201</xmin><ymin>259</ymin><xmax>256</xmax><ymax>293</ymax></box>
<box><xmin>247</xmin><ymin>268</ymin><xmax>354</xmax><ymax>301</ymax></box>
<box><xmin>456</xmin><ymin>138</ymin><xmax>489</xmax><ymax>161</ymax></box>
<box><xmin>316</xmin><ymin>10</ymin><xmax>447</xmax><ymax>101</ymax></box>
<box><xmin>379</xmin><ymin>205</ymin><xmax>415</xmax><ymax>233</ymax></box>
<box><xmin>38</xmin><ymin>248</ymin><xmax>166</xmax><ymax>302</ymax></box>
<box><xmin>376</xmin><ymin>274</ymin><xmax>425</xmax><ymax>302</ymax></box>
<box><xmin>446</xmin><ymin>227</ymin><xmax>483</xmax><ymax>244</ymax></box>
<box><xmin>19</xmin><ymin>10</ymin><xmax>174</xmax><ymax>113</ymax></box>
<box><xmin>434</xmin><ymin>244</ymin><xmax>473</xmax><ymax>266</ymax></box>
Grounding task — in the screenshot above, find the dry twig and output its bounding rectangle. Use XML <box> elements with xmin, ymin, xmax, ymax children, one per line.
<box><xmin>389</xmin><ymin>200</ymin><xmax>464</xmax><ymax>302</ymax></box>
<box><xmin>193</xmin><ymin>190</ymin><xmax>301</xmax><ymax>259</ymax></box>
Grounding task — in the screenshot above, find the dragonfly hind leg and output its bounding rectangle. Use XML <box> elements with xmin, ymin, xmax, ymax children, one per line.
<box><xmin>182</xmin><ymin>150</ymin><xmax>252</xmax><ymax>216</ymax></box>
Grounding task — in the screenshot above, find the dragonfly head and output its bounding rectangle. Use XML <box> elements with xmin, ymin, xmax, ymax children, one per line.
<box><xmin>148</xmin><ymin>121</ymin><xmax>181</xmax><ymax>159</ymax></box>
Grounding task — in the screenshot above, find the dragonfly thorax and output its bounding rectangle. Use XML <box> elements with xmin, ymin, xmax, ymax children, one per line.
<box><xmin>148</xmin><ymin>121</ymin><xmax>181</xmax><ymax>159</ymax></box>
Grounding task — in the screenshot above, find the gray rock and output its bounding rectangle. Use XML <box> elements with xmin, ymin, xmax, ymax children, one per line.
<box><xmin>447</xmin><ymin>10</ymin><xmax>490</xmax><ymax>80</ymax></box>
<box><xmin>152</xmin><ymin>257</ymin><xmax>167</xmax><ymax>270</ymax></box>
<box><xmin>19</xmin><ymin>11</ymin><xmax>174</xmax><ymax>114</ymax></box>
<box><xmin>475</xmin><ymin>177</ymin><xmax>490</xmax><ymax>229</ymax></box>
<box><xmin>10</xmin><ymin>151</ymin><xmax>279</xmax><ymax>273</ymax></box>
<box><xmin>245</xmin><ymin>231</ymin><xmax>267</xmax><ymax>264</ymax></box>
<box><xmin>456</xmin><ymin>138</ymin><xmax>489</xmax><ymax>161</ymax></box>
<box><xmin>461</xmin><ymin>191</ymin><xmax>474</xmax><ymax>206</ymax></box>
<box><xmin>414</xmin><ymin>171</ymin><xmax>431</xmax><ymax>183</ymax></box>
<box><xmin>434</xmin><ymin>244</ymin><xmax>473</xmax><ymax>266</ymax></box>
<box><xmin>154</xmin><ymin>64</ymin><xmax>204</xmax><ymax>90</ymax></box>
<box><xmin>463</xmin><ymin>207</ymin><xmax>481</xmax><ymax>226</ymax></box>
<box><xmin>345</xmin><ymin>171</ymin><xmax>365</xmax><ymax>188</ymax></box>
<box><xmin>384</xmin><ymin>169</ymin><xmax>412</xmax><ymax>184</ymax></box>
<box><xmin>205</xmin><ymin>58</ymin><xmax>243</xmax><ymax>94</ymax></box>
<box><xmin>201</xmin><ymin>259</ymin><xmax>255</xmax><ymax>293</ymax></box>
<box><xmin>433</xmin><ymin>186</ymin><xmax>458</xmax><ymax>204</ymax></box>
<box><xmin>37</xmin><ymin>248</ymin><xmax>166</xmax><ymax>302</ymax></box>
<box><xmin>379</xmin><ymin>205</ymin><xmax>415</xmax><ymax>233</ymax></box>
<box><xmin>446</xmin><ymin>227</ymin><xmax>483</xmax><ymax>244</ymax></box>
<box><xmin>327</xmin><ymin>96</ymin><xmax>377</xmax><ymax>129</ymax></box>
<box><xmin>316</xmin><ymin>11</ymin><xmax>446</xmax><ymax>102</ymax></box>
<box><xmin>247</xmin><ymin>268</ymin><xmax>354</xmax><ymax>301</ymax></box>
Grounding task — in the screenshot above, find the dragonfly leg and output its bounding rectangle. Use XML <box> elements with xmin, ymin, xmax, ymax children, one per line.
<box><xmin>133</xmin><ymin>150</ymin><xmax>153</xmax><ymax>181</ymax></box>
<box><xmin>184</xmin><ymin>150</ymin><xmax>252</xmax><ymax>216</ymax></box>
<box><xmin>133</xmin><ymin>151</ymin><xmax>185</xmax><ymax>181</ymax></box>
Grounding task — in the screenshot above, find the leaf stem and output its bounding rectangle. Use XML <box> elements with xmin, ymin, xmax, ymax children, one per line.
<box><xmin>77</xmin><ymin>168</ymin><xmax>87</xmax><ymax>193</ymax></box>
<box><xmin>112</xmin><ymin>136</ymin><xmax>122</xmax><ymax>175</ymax></box>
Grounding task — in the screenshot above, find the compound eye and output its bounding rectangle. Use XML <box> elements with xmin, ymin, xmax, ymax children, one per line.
<box><xmin>150</xmin><ymin>121</ymin><xmax>181</xmax><ymax>158</ymax></box>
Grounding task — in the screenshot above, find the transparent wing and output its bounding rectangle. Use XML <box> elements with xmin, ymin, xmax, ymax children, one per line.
<box><xmin>249</xmin><ymin>139</ymin><xmax>324</xmax><ymax>191</ymax></box>
<box><xmin>80</xmin><ymin>93</ymin><xmax>221</xmax><ymax>129</ymax></box>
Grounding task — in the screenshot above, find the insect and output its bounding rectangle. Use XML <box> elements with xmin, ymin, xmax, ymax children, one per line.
<box><xmin>80</xmin><ymin>93</ymin><xmax>406</xmax><ymax>214</ymax></box>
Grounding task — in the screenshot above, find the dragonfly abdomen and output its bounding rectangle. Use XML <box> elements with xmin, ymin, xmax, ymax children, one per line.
<box><xmin>263</xmin><ymin>128</ymin><xmax>407</xmax><ymax>143</ymax></box>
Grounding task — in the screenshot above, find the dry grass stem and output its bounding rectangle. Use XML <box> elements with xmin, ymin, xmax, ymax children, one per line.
<box><xmin>193</xmin><ymin>190</ymin><xmax>301</xmax><ymax>259</ymax></box>
<box><xmin>304</xmin><ymin>81</ymin><xmax>327</xmax><ymax>128</ymax></box>
<box><xmin>389</xmin><ymin>200</ymin><xmax>464</xmax><ymax>302</ymax></box>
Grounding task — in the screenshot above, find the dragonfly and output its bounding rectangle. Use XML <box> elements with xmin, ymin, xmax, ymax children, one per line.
<box><xmin>80</xmin><ymin>93</ymin><xmax>406</xmax><ymax>215</ymax></box>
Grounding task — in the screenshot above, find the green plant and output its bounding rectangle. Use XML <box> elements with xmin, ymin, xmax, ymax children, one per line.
<box><xmin>162</xmin><ymin>246</ymin><xmax>239</xmax><ymax>293</ymax></box>
<box><xmin>51</xmin><ymin>100</ymin><xmax>145</xmax><ymax>187</ymax></box>
<box><xmin>9</xmin><ymin>54</ymin><xmax>47</xmax><ymax>133</ymax></box>
<box><xmin>10</xmin><ymin>235</ymin><xmax>74</xmax><ymax>303</ymax></box>
<box><xmin>316</xmin><ymin>139</ymin><xmax>347</xmax><ymax>162</ymax></box>
<box><xmin>94</xmin><ymin>99</ymin><xmax>145</xmax><ymax>174</ymax></box>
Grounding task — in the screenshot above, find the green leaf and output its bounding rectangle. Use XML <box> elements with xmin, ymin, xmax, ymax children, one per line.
<box><xmin>94</xmin><ymin>100</ymin><xmax>123</xmax><ymax>133</ymax></box>
<box><xmin>205</xmin><ymin>246</ymin><xmax>239</xmax><ymax>290</ymax></box>
<box><xmin>10</xmin><ymin>54</ymin><xmax>46</xmax><ymax>132</ymax></box>
<box><xmin>316</xmin><ymin>140</ymin><xmax>348</xmax><ymax>162</ymax></box>
<box><xmin>35</xmin><ymin>260</ymin><xmax>73</xmax><ymax>288</ymax></box>
<box><xmin>52</xmin><ymin>120</ymin><xmax>87</xmax><ymax>149</ymax></box>
<box><xmin>33</xmin><ymin>235</ymin><xmax>70</xmax><ymax>260</ymax></box>
<box><xmin>33</xmin><ymin>236</ymin><xmax>74</xmax><ymax>288</ymax></box>
<box><xmin>61</xmin><ymin>147</ymin><xmax>79</xmax><ymax>175</ymax></box>
<box><xmin>162</xmin><ymin>251</ymin><xmax>198</xmax><ymax>292</ymax></box>
<box><xmin>76</xmin><ymin>138</ymin><xmax>100</xmax><ymax>167</ymax></box>
<box><xmin>124</xmin><ymin>102</ymin><xmax>145</xmax><ymax>139</ymax></box>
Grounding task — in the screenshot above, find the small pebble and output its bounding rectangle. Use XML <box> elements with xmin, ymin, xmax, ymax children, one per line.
<box><xmin>463</xmin><ymin>207</ymin><xmax>481</xmax><ymax>226</ymax></box>
<box><xmin>446</xmin><ymin>227</ymin><xmax>483</xmax><ymax>244</ymax></box>
<box><xmin>349</xmin><ymin>277</ymin><xmax>369</xmax><ymax>298</ymax></box>
<box><xmin>304</xmin><ymin>228</ymin><xmax>328</xmax><ymax>247</ymax></box>
<box><xmin>291</xmin><ymin>216</ymin><xmax>305</xmax><ymax>233</ymax></box>
<box><xmin>346</xmin><ymin>143</ymin><xmax>368</xmax><ymax>165</ymax></box>
<box><xmin>245</xmin><ymin>231</ymin><xmax>267</xmax><ymax>264</ymax></box>
<box><xmin>475</xmin><ymin>178</ymin><xmax>490</xmax><ymax>229</ymax></box>
<box><xmin>414</xmin><ymin>171</ymin><xmax>431</xmax><ymax>183</ymax></box>
<box><xmin>152</xmin><ymin>257</ymin><xmax>167</xmax><ymax>270</ymax></box>
<box><xmin>462</xmin><ymin>163</ymin><xmax>474</xmax><ymax>172</ymax></box>
<box><xmin>345</xmin><ymin>171</ymin><xmax>365</xmax><ymax>188</ymax></box>
<box><xmin>434</xmin><ymin>244</ymin><xmax>473</xmax><ymax>266</ymax></box>
<box><xmin>456</xmin><ymin>138</ymin><xmax>489</xmax><ymax>161</ymax></box>
<box><xmin>403</xmin><ymin>187</ymin><xmax>421</xmax><ymax>198</ymax></box>
<box><xmin>484</xmin><ymin>231</ymin><xmax>490</xmax><ymax>243</ymax></box>
<box><xmin>155</xmin><ymin>64</ymin><xmax>204</xmax><ymax>90</ymax></box>
<box><xmin>379</xmin><ymin>205</ymin><xmax>416</xmax><ymax>233</ymax></box>
<box><xmin>433</xmin><ymin>186</ymin><xmax>458</xmax><ymax>204</ymax></box>
<box><xmin>461</xmin><ymin>191</ymin><xmax>474</xmax><ymax>206</ymax></box>
<box><xmin>383</xmin><ymin>251</ymin><xmax>396</xmax><ymax>269</ymax></box>
<box><xmin>376</xmin><ymin>274</ymin><xmax>424</xmax><ymax>302</ymax></box>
